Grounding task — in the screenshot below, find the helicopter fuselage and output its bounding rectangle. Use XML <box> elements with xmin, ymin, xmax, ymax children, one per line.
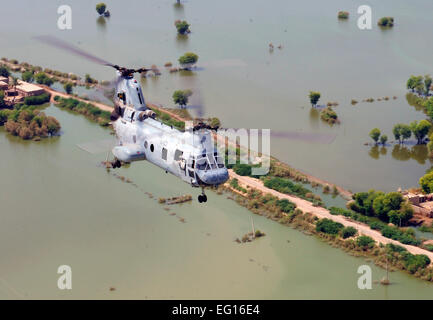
<box><xmin>111</xmin><ymin>73</ymin><xmax>229</xmax><ymax>193</ymax></box>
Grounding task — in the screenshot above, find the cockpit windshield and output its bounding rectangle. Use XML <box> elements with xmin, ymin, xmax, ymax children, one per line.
<box><xmin>195</xmin><ymin>152</ymin><xmax>225</xmax><ymax>171</ymax></box>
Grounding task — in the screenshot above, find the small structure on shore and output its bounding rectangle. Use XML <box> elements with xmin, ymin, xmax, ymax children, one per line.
<box><xmin>403</xmin><ymin>191</ymin><xmax>433</xmax><ymax>218</ymax></box>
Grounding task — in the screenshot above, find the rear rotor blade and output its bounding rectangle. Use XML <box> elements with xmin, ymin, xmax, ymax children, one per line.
<box><xmin>34</xmin><ymin>35</ymin><xmax>114</xmax><ymax>67</ymax></box>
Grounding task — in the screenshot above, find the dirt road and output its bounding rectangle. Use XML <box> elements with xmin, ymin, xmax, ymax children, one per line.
<box><xmin>230</xmin><ymin>170</ymin><xmax>433</xmax><ymax>261</ymax></box>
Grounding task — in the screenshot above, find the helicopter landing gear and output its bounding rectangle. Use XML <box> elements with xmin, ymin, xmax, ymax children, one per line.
<box><xmin>198</xmin><ymin>188</ymin><xmax>207</xmax><ymax>203</ymax></box>
<box><xmin>111</xmin><ymin>159</ymin><xmax>121</xmax><ymax>169</ymax></box>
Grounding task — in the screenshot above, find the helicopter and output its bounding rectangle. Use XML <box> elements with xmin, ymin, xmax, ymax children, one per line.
<box><xmin>36</xmin><ymin>36</ymin><xmax>228</xmax><ymax>203</ymax></box>
<box><xmin>36</xmin><ymin>36</ymin><xmax>336</xmax><ymax>203</ymax></box>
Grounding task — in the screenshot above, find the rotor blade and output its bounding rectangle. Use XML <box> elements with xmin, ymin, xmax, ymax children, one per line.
<box><xmin>34</xmin><ymin>35</ymin><xmax>114</xmax><ymax>67</ymax></box>
<box><xmin>77</xmin><ymin>138</ymin><xmax>118</xmax><ymax>154</ymax></box>
<box><xmin>269</xmin><ymin>130</ymin><xmax>336</xmax><ymax>144</ymax></box>
<box><xmin>221</xmin><ymin>128</ymin><xmax>336</xmax><ymax>144</ymax></box>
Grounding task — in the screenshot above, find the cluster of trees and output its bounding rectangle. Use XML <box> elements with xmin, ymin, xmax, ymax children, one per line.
<box><xmin>369</xmin><ymin>128</ymin><xmax>387</xmax><ymax>145</ymax></box>
<box><xmin>350</xmin><ymin>190</ymin><xmax>413</xmax><ymax>226</ymax></box>
<box><xmin>34</xmin><ymin>72</ymin><xmax>54</xmax><ymax>86</ymax></box>
<box><xmin>407</xmin><ymin>75</ymin><xmax>432</xmax><ymax>96</ymax></box>
<box><xmin>178</xmin><ymin>52</ymin><xmax>199</xmax><ymax>68</ymax></box>
<box><xmin>378</xmin><ymin>17</ymin><xmax>394</xmax><ymax>27</ymax></box>
<box><xmin>370</xmin><ymin>120</ymin><xmax>432</xmax><ymax>145</ymax></box>
<box><xmin>0</xmin><ymin>104</ymin><xmax>60</xmax><ymax>140</ymax></box>
<box><xmin>54</xmin><ymin>96</ymin><xmax>110</xmax><ymax>126</ymax></box>
<box><xmin>315</xmin><ymin>218</ymin><xmax>359</xmax><ymax>239</ymax></box>
<box><xmin>175</xmin><ymin>20</ymin><xmax>190</xmax><ymax>35</ymax></box>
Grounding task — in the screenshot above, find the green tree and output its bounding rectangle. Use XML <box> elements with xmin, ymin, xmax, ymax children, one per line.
<box><xmin>419</xmin><ymin>171</ymin><xmax>433</xmax><ymax>193</ymax></box>
<box><xmin>407</xmin><ymin>76</ymin><xmax>417</xmax><ymax>92</ymax></box>
<box><xmin>393</xmin><ymin>124</ymin><xmax>404</xmax><ymax>143</ymax></box>
<box><xmin>0</xmin><ymin>90</ymin><xmax>5</xmax><ymax>108</ymax></box>
<box><xmin>63</xmin><ymin>82</ymin><xmax>73</xmax><ymax>94</ymax></box>
<box><xmin>178</xmin><ymin>52</ymin><xmax>199</xmax><ymax>68</ymax></box>
<box><xmin>175</xmin><ymin>20</ymin><xmax>190</xmax><ymax>34</ymax></box>
<box><xmin>424</xmin><ymin>75</ymin><xmax>432</xmax><ymax>96</ymax></box>
<box><xmin>369</xmin><ymin>128</ymin><xmax>381</xmax><ymax>145</ymax></box>
<box><xmin>21</xmin><ymin>71</ymin><xmax>34</xmax><ymax>83</ymax></box>
<box><xmin>400</xmin><ymin>124</ymin><xmax>412</xmax><ymax>143</ymax></box>
<box><xmin>96</xmin><ymin>3</ymin><xmax>106</xmax><ymax>15</ymax></box>
<box><xmin>380</xmin><ymin>134</ymin><xmax>388</xmax><ymax>145</ymax></box>
<box><xmin>308</xmin><ymin>91</ymin><xmax>321</xmax><ymax>107</ymax></box>
<box><xmin>0</xmin><ymin>66</ymin><xmax>10</xmax><ymax>78</ymax></box>
<box><xmin>172</xmin><ymin>90</ymin><xmax>189</xmax><ymax>107</ymax></box>
<box><xmin>410</xmin><ymin>120</ymin><xmax>431</xmax><ymax>144</ymax></box>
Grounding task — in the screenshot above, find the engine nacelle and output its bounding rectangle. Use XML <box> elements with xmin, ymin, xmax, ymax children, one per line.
<box><xmin>112</xmin><ymin>145</ymin><xmax>146</xmax><ymax>162</ymax></box>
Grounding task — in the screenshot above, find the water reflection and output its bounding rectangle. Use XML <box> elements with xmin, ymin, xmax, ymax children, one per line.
<box><xmin>309</xmin><ymin>108</ymin><xmax>320</xmax><ymax>127</ymax></box>
<box><xmin>173</xmin><ymin>2</ymin><xmax>185</xmax><ymax>17</ymax></box>
<box><xmin>369</xmin><ymin>144</ymin><xmax>431</xmax><ymax>164</ymax></box>
<box><xmin>175</xmin><ymin>34</ymin><xmax>189</xmax><ymax>49</ymax></box>
<box><xmin>96</xmin><ymin>16</ymin><xmax>106</xmax><ymax>31</ymax></box>
<box><xmin>406</xmin><ymin>92</ymin><xmax>426</xmax><ymax>113</ymax></box>
<box><xmin>369</xmin><ymin>145</ymin><xmax>379</xmax><ymax>159</ymax></box>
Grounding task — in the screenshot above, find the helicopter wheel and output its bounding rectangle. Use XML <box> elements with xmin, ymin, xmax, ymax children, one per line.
<box><xmin>111</xmin><ymin>159</ymin><xmax>121</xmax><ymax>168</ymax></box>
<box><xmin>198</xmin><ymin>194</ymin><xmax>207</xmax><ymax>203</ymax></box>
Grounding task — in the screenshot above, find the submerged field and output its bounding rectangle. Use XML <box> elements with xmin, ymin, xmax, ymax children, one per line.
<box><xmin>1</xmin><ymin>0</ymin><xmax>433</xmax><ymax>298</ymax></box>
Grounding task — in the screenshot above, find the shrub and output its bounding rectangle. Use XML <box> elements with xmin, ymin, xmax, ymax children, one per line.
<box><xmin>338</xmin><ymin>11</ymin><xmax>349</xmax><ymax>19</ymax></box>
<box><xmin>341</xmin><ymin>226</ymin><xmax>357</xmax><ymax>239</ymax></box>
<box><xmin>276</xmin><ymin>199</ymin><xmax>296</xmax><ymax>213</ymax></box>
<box><xmin>178</xmin><ymin>52</ymin><xmax>199</xmax><ymax>66</ymax></box>
<box><xmin>356</xmin><ymin>236</ymin><xmax>375</xmax><ymax>249</ymax></box>
<box><xmin>378</xmin><ymin>17</ymin><xmax>394</xmax><ymax>27</ymax></box>
<box><xmin>175</xmin><ymin>20</ymin><xmax>190</xmax><ymax>34</ymax></box>
<box><xmin>35</xmin><ymin>72</ymin><xmax>54</xmax><ymax>86</ymax></box>
<box><xmin>24</xmin><ymin>93</ymin><xmax>50</xmax><ymax>105</ymax></box>
<box><xmin>315</xmin><ymin>218</ymin><xmax>344</xmax><ymax>235</ymax></box>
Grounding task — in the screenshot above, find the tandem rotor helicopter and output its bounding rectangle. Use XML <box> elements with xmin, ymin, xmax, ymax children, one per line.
<box><xmin>36</xmin><ymin>36</ymin><xmax>335</xmax><ymax>203</ymax></box>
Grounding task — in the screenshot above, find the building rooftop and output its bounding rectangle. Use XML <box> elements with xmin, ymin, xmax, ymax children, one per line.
<box><xmin>16</xmin><ymin>81</ymin><xmax>44</xmax><ymax>93</ymax></box>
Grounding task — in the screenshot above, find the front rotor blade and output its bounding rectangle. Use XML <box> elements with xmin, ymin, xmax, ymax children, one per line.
<box><xmin>77</xmin><ymin>138</ymin><xmax>117</xmax><ymax>154</ymax></box>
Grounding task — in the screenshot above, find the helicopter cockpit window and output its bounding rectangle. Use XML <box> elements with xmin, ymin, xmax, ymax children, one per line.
<box><xmin>174</xmin><ymin>149</ymin><xmax>183</xmax><ymax>161</ymax></box>
<box><xmin>196</xmin><ymin>156</ymin><xmax>208</xmax><ymax>170</ymax></box>
<box><xmin>215</xmin><ymin>155</ymin><xmax>225</xmax><ymax>168</ymax></box>
<box><xmin>117</xmin><ymin>92</ymin><xmax>126</xmax><ymax>104</ymax></box>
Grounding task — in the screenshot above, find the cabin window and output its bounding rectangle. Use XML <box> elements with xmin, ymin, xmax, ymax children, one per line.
<box><xmin>131</xmin><ymin>112</ymin><xmax>135</xmax><ymax>122</ymax></box>
<box><xmin>174</xmin><ymin>149</ymin><xmax>183</xmax><ymax>161</ymax></box>
<box><xmin>136</xmin><ymin>88</ymin><xmax>143</xmax><ymax>105</ymax></box>
<box><xmin>144</xmin><ymin>141</ymin><xmax>148</xmax><ymax>149</ymax></box>
<box><xmin>162</xmin><ymin>148</ymin><xmax>168</xmax><ymax>160</ymax></box>
<box><xmin>133</xmin><ymin>135</ymin><xmax>136</xmax><ymax>143</ymax></box>
<box><xmin>150</xmin><ymin>144</ymin><xmax>154</xmax><ymax>152</ymax></box>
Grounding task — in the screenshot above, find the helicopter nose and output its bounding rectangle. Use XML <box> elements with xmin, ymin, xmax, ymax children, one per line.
<box><xmin>197</xmin><ymin>168</ymin><xmax>229</xmax><ymax>185</ymax></box>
